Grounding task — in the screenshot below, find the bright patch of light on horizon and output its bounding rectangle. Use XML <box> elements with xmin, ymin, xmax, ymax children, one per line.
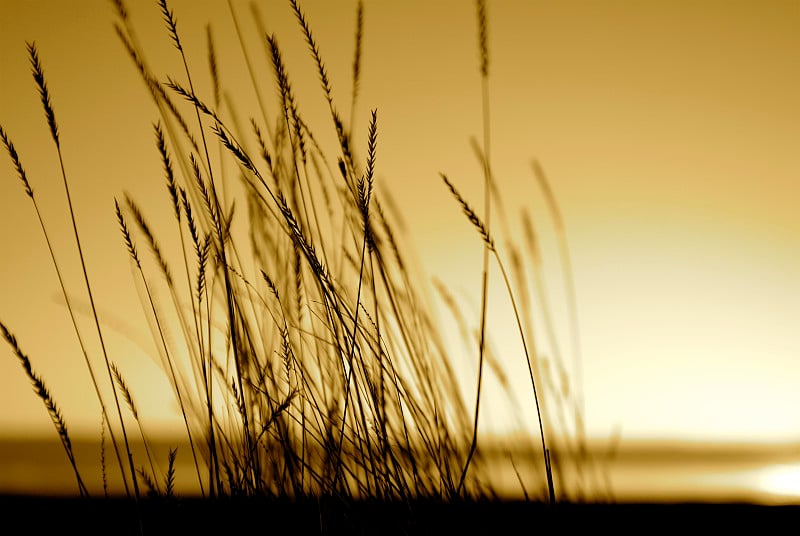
<box><xmin>756</xmin><ymin>463</ymin><xmax>800</xmax><ymax>499</ymax></box>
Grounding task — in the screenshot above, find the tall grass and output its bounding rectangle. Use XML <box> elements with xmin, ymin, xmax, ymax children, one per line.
<box><xmin>0</xmin><ymin>0</ymin><xmax>596</xmax><ymax>509</ymax></box>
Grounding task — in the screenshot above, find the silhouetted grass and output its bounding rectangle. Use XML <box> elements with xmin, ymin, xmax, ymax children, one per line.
<box><xmin>0</xmin><ymin>0</ymin><xmax>597</xmax><ymax>529</ymax></box>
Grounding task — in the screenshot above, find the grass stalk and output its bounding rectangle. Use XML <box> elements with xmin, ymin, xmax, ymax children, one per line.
<box><xmin>0</xmin><ymin>125</ymin><xmax>132</xmax><ymax>495</ymax></box>
<box><xmin>114</xmin><ymin>199</ymin><xmax>206</xmax><ymax>495</ymax></box>
<box><xmin>456</xmin><ymin>0</ymin><xmax>492</xmax><ymax>496</ymax></box>
<box><xmin>26</xmin><ymin>42</ymin><xmax>142</xmax><ymax>517</ymax></box>
<box><xmin>440</xmin><ymin>173</ymin><xmax>555</xmax><ymax>503</ymax></box>
<box><xmin>0</xmin><ymin>322</ymin><xmax>89</xmax><ymax>497</ymax></box>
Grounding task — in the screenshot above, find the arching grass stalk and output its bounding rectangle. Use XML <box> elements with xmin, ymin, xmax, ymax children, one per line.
<box><xmin>472</xmin><ymin>134</ymin><xmax>574</xmax><ymax>498</ymax></box>
<box><xmin>441</xmin><ymin>173</ymin><xmax>555</xmax><ymax>504</ymax></box>
<box><xmin>25</xmin><ymin>41</ymin><xmax>142</xmax><ymax>511</ymax></box>
<box><xmin>0</xmin><ymin>322</ymin><xmax>89</xmax><ymax>497</ymax></box>
<box><xmin>0</xmin><ymin>125</ymin><xmax>132</xmax><ymax>494</ymax></box>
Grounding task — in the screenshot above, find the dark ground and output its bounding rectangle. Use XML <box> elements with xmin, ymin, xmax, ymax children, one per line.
<box><xmin>1</xmin><ymin>496</ymin><xmax>797</xmax><ymax>535</ymax></box>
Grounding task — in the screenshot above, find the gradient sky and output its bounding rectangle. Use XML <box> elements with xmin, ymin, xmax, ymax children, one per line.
<box><xmin>0</xmin><ymin>0</ymin><xmax>798</xmax><ymax>446</ymax></box>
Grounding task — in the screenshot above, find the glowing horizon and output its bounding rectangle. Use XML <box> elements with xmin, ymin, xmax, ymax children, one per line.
<box><xmin>0</xmin><ymin>0</ymin><xmax>798</xmax><ymax>455</ymax></box>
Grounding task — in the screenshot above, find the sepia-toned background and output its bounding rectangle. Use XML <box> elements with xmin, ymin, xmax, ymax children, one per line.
<box><xmin>0</xmin><ymin>1</ymin><xmax>798</xmax><ymax>500</ymax></box>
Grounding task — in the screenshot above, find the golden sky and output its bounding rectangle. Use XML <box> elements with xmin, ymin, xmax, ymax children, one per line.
<box><xmin>0</xmin><ymin>0</ymin><xmax>798</xmax><ymax>447</ymax></box>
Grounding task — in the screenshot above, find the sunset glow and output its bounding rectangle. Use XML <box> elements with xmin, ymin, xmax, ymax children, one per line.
<box><xmin>757</xmin><ymin>464</ymin><xmax>800</xmax><ymax>501</ymax></box>
<box><xmin>0</xmin><ymin>0</ymin><xmax>798</xmax><ymax>505</ymax></box>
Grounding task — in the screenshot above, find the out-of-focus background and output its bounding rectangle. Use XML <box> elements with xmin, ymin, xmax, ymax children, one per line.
<box><xmin>0</xmin><ymin>0</ymin><xmax>798</xmax><ymax>501</ymax></box>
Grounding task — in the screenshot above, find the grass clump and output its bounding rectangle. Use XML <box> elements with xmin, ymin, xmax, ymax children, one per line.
<box><xmin>1</xmin><ymin>0</ymin><xmax>597</xmax><ymax>523</ymax></box>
